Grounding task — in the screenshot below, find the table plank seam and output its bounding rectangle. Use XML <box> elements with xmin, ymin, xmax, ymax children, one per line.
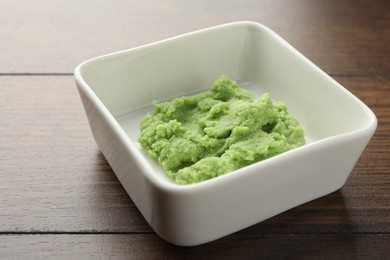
<box><xmin>0</xmin><ymin>231</ymin><xmax>389</xmax><ymax>235</ymax></box>
<box><xmin>0</xmin><ymin>73</ymin><xmax>388</xmax><ymax>78</ymax></box>
<box><xmin>0</xmin><ymin>73</ymin><xmax>74</xmax><ymax>76</ymax></box>
<box><xmin>0</xmin><ymin>232</ymin><xmax>154</xmax><ymax>235</ymax></box>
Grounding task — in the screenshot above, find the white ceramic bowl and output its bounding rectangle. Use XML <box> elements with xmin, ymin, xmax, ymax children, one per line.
<box><xmin>74</xmin><ymin>21</ymin><xmax>377</xmax><ymax>246</ymax></box>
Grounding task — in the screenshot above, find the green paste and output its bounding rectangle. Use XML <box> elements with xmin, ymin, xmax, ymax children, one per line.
<box><xmin>138</xmin><ymin>76</ymin><xmax>305</xmax><ymax>185</ymax></box>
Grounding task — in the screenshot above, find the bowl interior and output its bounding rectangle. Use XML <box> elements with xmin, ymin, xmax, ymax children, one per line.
<box><xmin>77</xmin><ymin>22</ymin><xmax>375</xmax><ymax>183</ymax></box>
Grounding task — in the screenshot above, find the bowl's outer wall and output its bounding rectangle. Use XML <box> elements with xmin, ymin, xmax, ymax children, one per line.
<box><xmin>75</xmin><ymin>22</ymin><xmax>377</xmax><ymax>246</ymax></box>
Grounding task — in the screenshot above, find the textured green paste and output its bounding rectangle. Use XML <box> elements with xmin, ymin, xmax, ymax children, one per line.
<box><xmin>139</xmin><ymin>76</ymin><xmax>305</xmax><ymax>184</ymax></box>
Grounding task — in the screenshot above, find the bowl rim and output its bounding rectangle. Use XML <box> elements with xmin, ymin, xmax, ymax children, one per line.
<box><xmin>74</xmin><ymin>21</ymin><xmax>378</xmax><ymax>192</ymax></box>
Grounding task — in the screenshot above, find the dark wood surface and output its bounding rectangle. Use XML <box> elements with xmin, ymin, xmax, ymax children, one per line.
<box><xmin>1</xmin><ymin>0</ymin><xmax>389</xmax><ymax>259</ymax></box>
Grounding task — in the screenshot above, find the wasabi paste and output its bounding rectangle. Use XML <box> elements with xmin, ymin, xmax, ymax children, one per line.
<box><xmin>139</xmin><ymin>76</ymin><xmax>305</xmax><ymax>184</ymax></box>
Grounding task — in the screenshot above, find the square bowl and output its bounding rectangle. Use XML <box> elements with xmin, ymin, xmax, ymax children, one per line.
<box><xmin>74</xmin><ymin>21</ymin><xmax>377</xmax><ymax>246</ymax></box>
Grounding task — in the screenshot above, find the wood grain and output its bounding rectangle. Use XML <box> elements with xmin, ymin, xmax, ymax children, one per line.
<box><xmin>1</xmin><ymin>0</ymin><xmax>389</xmax><ymax>257</ymax></box>
<box><xmin>0</xmin><ymin>76</ymin><xmax>150</xmax><ymax>233</ymax></box>
<box><xmin>0</xmin><ymin>0</ymin><xmax>388</xmax><ymax>75</ymax></box>
<box><xmin>1</xmin><ymin>234</ymin><xmax>389</xmax><ymax>259</ymax></box>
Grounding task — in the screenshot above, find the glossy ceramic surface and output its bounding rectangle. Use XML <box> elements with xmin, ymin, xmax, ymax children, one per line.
<box><xmin>74</xmin><ymin>21</ymin><xmax>377</xmax><ymax>246</ymax></box>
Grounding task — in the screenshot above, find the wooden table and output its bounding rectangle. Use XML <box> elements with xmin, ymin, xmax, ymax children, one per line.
<box><xmin>1</xmin><ymin>0</ymin><xmax>389</xmax><ymax>258</ymax></box>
